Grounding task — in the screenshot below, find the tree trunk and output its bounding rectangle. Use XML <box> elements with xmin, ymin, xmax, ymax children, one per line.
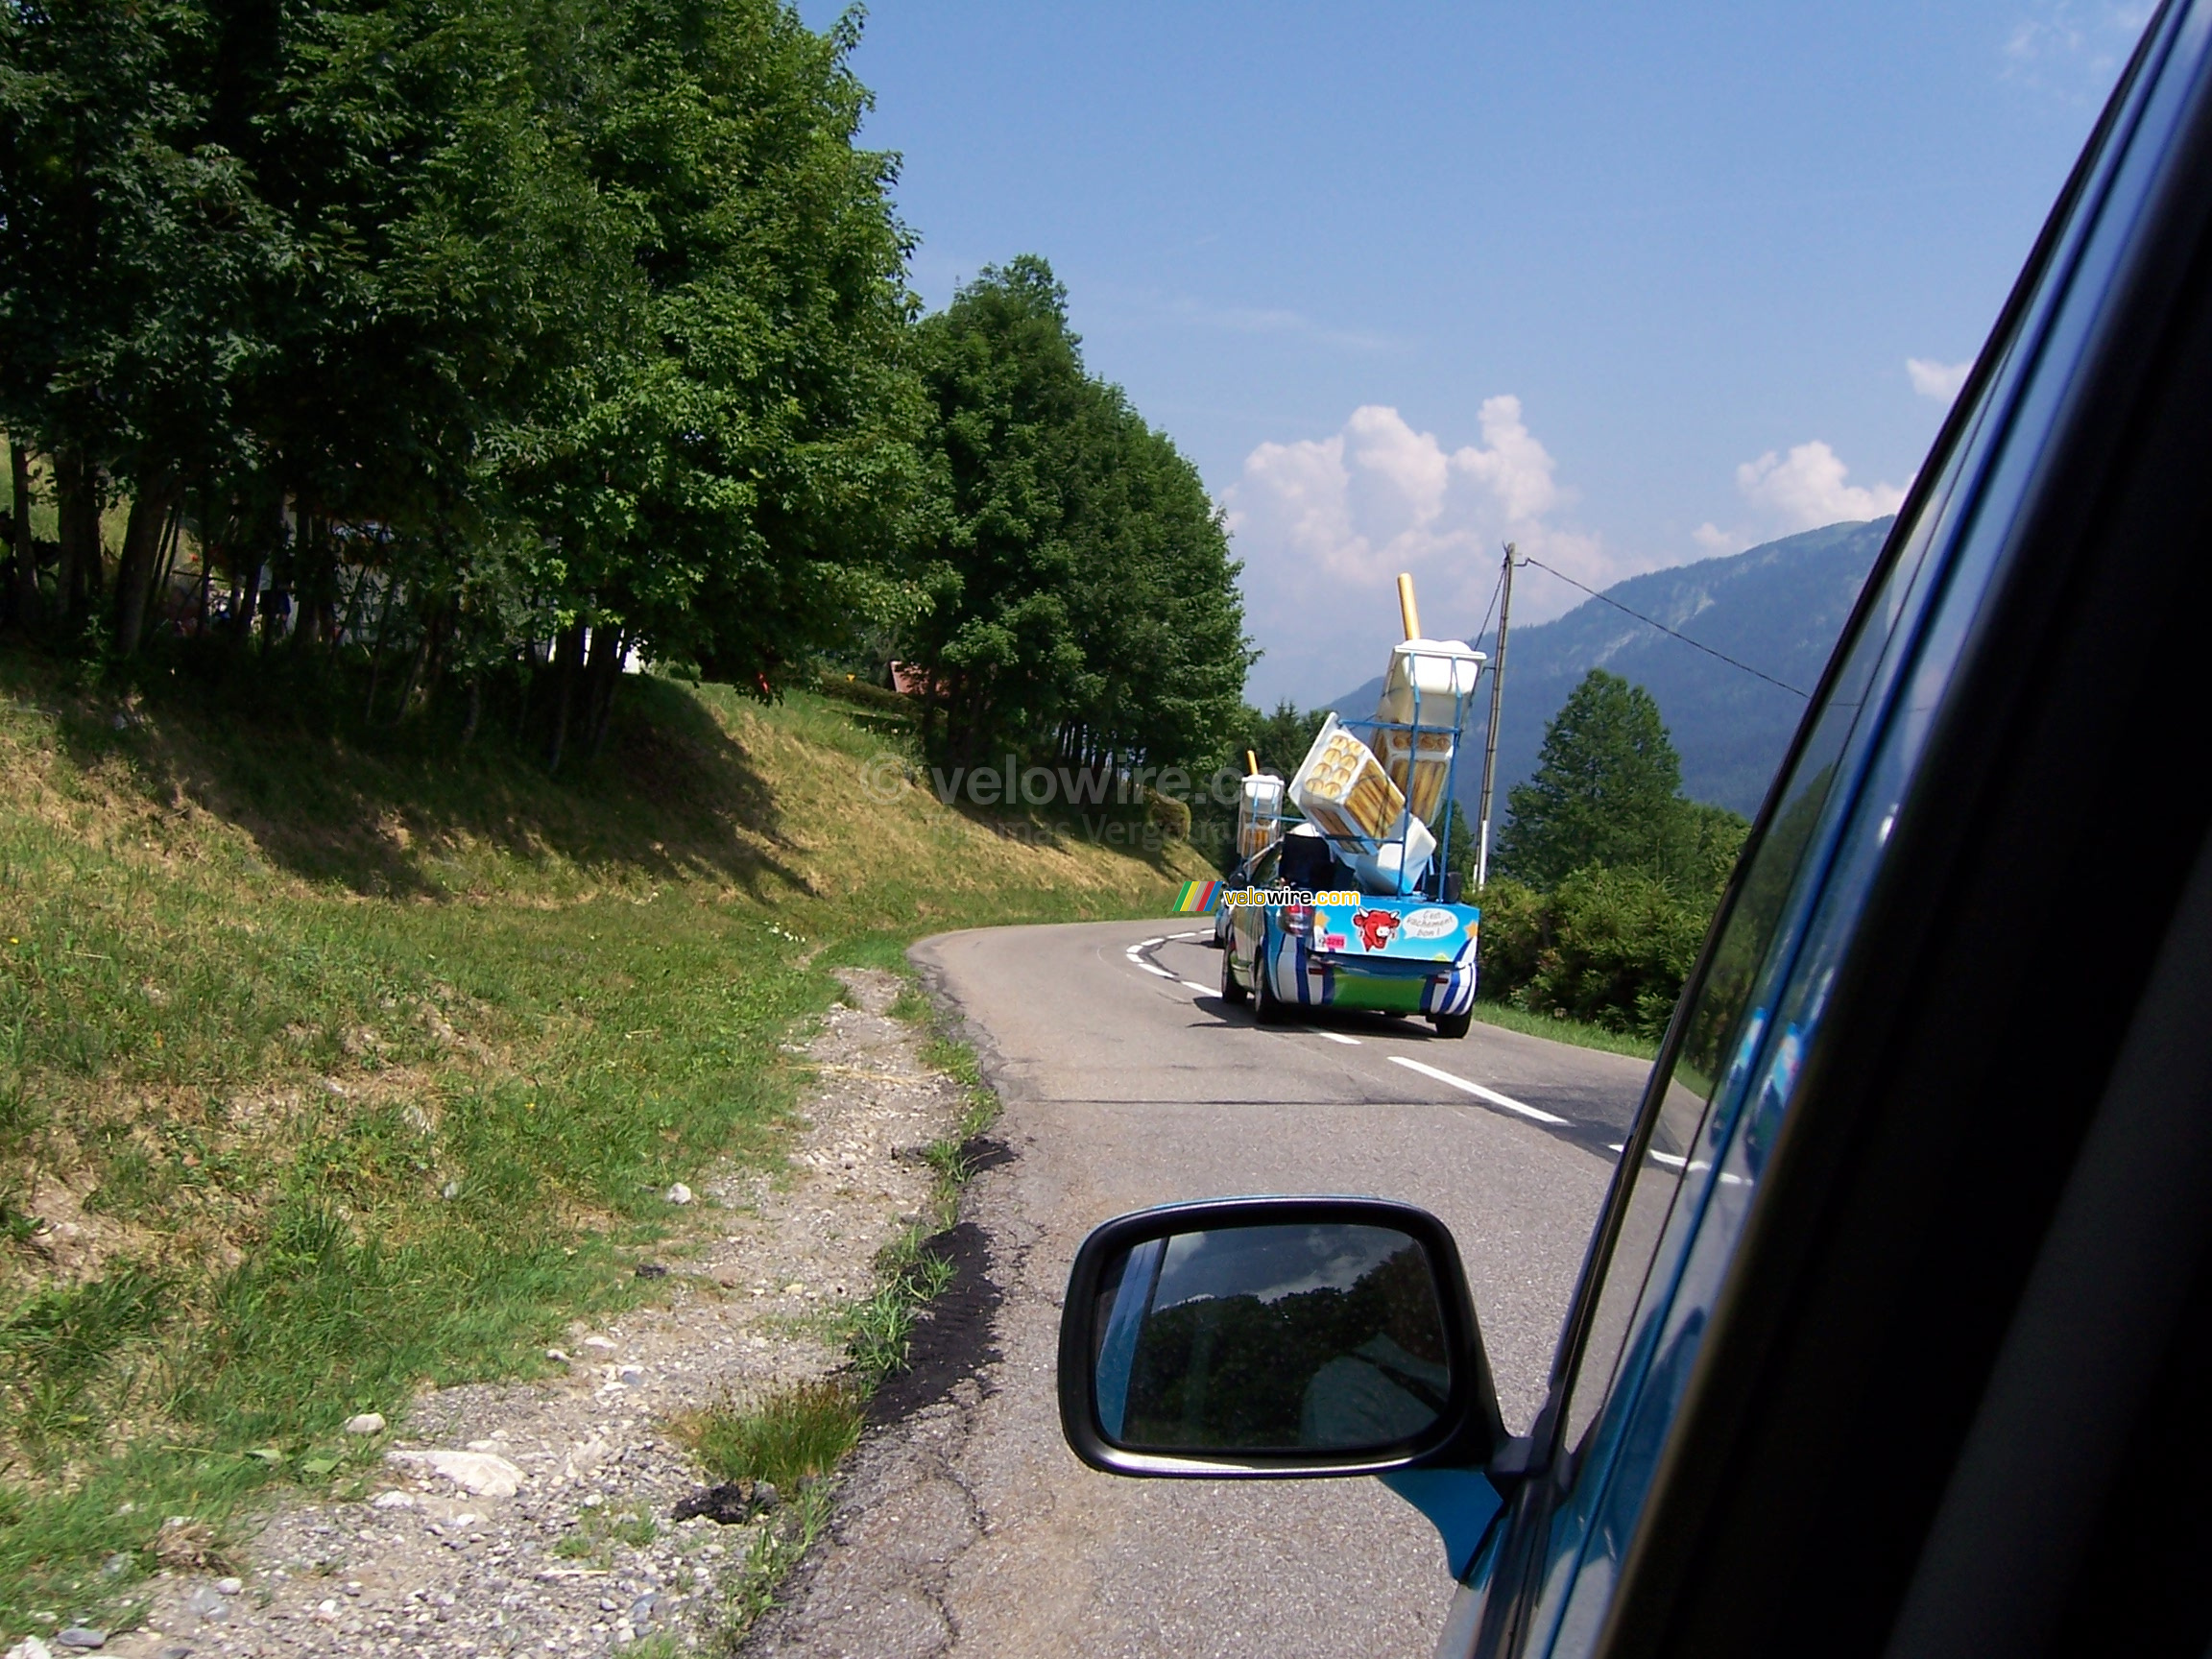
<box><xmin>586</xmin><ymin>626</ymin><xmax>626</xmax><ymax>759</ymax></box>
<box><xmin>258</xmin><ymin>497</ymin><xmax>290</xmax><ymax>647</ymax></box>
<box><xmin>461</xmin><ymin>677</ymin><xmax>482</xmax><ymax>746</ymax></box>
<box><xmin>52</xmin><ymin>450</ymin><xmax>102</xmax><ymax>631</ymax></box>
<box><xmin>512</xmin><ymin>648</ymin><xmax>535</xmax><ymax>744</ymax></box>
<box><xmin>232</xmin><ymin>553</ymin><xmax>258</xmax><ymax>637</ymax></box>
<box><xmin>8</xmin><ymin>437</ymin><xmax>36</xmax><ymax>631</ymax></box>
<box><xmin>113</xmin><ymin>477</ymin><xmax>179</xmax><ymax>657</ymax></box>
<box><xmin>363</xmin><ymin>576</ymin><xmax>398</xmax><ymax>720</ymax></box>
<box><xmin>292</xmin><ymin>516</ymin><xmax>336</xmax><ymax>652</ymax></box>
<box><xmin>392</xmin><ymin>603</ymin><xmax>437</xmax><ymax>724</ymax></box>
<box><xmin>152</xmin><ymin>503</ymin><xmax>183</xmax><ymax>618</ymax></box>
<box><xmin>546</xmin><ymin>620</ymin><xmax>587</xmax><ymax>774</ymax></box>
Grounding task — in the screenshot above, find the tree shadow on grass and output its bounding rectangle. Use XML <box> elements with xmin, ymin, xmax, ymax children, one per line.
<box><xmin>10</xmin><ymin>647</ymin><xmax>809</xmax><ymax>901</ymax></box>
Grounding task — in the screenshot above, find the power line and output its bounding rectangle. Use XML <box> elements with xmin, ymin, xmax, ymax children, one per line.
<box><xmin>1516</xmin><ymin>555</ymin><xmax>1810</xmax><ymax>700</ymax></box>
<box><xmin>1472</xmin><ymin>559</ymin><xmax>1505</xmax><ymax>652</ymax></box>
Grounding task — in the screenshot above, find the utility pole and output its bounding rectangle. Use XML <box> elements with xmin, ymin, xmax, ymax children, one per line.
<box><xmin>1475</xmin><ymin>542</ymin><xmax>1517</xmax><ymax>889</ymax></box>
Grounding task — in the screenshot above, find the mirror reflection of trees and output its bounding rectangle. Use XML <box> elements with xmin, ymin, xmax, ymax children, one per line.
<box><xmin>1118</xmin><ymin>1239</ymin><xmax>1449</xmax><ymax>1453</ymax></box>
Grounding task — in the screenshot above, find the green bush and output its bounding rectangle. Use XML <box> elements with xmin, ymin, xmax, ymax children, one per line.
<box><xmin>1478</xmin><ymin>865</ymin><xmax>1713</xmax><ymax>1039</ymax></box>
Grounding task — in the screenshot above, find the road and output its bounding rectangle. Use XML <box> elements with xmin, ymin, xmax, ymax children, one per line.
<box><xmin>745</xmin><ymin>918</ymin><xmax>1650</xmax><ymax>1659</ymax></box>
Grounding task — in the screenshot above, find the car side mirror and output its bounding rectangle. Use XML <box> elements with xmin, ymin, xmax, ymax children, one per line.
<box><xmin>1058</xmin><ymin>1197</ymin><xmax>1506</xmax><ymax>1477</ymax></box>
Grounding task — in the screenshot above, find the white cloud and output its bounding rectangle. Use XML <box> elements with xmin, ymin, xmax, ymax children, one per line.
<box><xmin>1158</xmin><ymin>295</ymin><xmax>1398</xmax><ymax>352</ymax></box>
<box><xmin>1907</xmin><ymin>356</ymin><xmax>1972</xmax><ymax>401</ymax></box>
<box><xmin>1735</xmin><ymin>441</ymin><xmax>1906</xmax><ymax>530</ymax></box>
<box><xmin>1227</xmin><ymin>399</ymin><xmax>1656</xmax><ymax>703</ymax></box>
<box><xmin>1693</xmin><ymin>521</ymin><xmax>1749</xmax><ymax>555</ymax></box>
<box><xmin>2001</xmin><ymin>3</ymin><xmax>2152</xmax><ymax>102</ymax></box>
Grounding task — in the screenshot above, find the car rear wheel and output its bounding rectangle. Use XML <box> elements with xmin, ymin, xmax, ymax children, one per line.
<box><xmin>1431</xmin><ymin>1010</ymin><xmax>1472</xmax><ymax>1039</ymax></box>
<box><xmin>1220</xmin><ymin>939</ymin><xmax>1249</xmax><ymax>1005</ymax></box>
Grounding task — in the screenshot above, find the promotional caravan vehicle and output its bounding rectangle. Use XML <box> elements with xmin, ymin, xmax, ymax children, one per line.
<box><xmin>1219</xmin><ymin>579</ymin><xmax>1487</xmax><ymax>1037</ymax></box>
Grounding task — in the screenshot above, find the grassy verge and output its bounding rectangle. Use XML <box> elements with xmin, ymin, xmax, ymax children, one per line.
<box><xmin>1470</xmin><ymin>1000</ymin><xmax>1658</xmax><ymax>1061</ymax></box>
<box><xmin>0</xmin><ymin>647</ymin><xmax>1196</xmax><ymax>1637</ymax></box>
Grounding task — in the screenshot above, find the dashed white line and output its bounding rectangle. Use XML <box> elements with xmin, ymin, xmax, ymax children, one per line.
<box><xmin>1308</xmin><ymin>1029</ymin><xmax>1361</xmax><ymax>1046</ymax></box>
<box><xmin>1141</xmin><ymin>937</ymin><xmax>1166</xmax><ymax>948</ymax></box>
<box><xmin>1137</xmin><ymin>963</ymin><xmax>1179</xmax><ymax>980</ymax></box>
<box><xmin>1389</xmin><ymin>1056</ymin><xmax>1567</xmax><ymax>1125</ymax></box>
<box><xmin>1181</xmin><ymin>980</ymin><xmax>1214</xmax><ymax>995</ymax></box>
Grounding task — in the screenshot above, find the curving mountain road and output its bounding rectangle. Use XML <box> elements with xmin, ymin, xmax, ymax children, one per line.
<box><xmin>744</xmin><ymin>918</ymin><xmax>1649</xmax><ymax>1659</ymax></box>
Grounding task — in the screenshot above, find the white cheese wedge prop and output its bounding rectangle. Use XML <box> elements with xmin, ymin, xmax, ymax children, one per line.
<box><xmin>1289</xmin><ymin>713</ymin><xmax>1407</xmax><ymax>855</ymax></box>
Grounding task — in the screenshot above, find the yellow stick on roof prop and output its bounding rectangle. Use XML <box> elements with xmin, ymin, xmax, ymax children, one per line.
<box><xmin>1397</xmin><ymin>573</ymin><xmax>1421</xmax><ymax>641</ymax></box>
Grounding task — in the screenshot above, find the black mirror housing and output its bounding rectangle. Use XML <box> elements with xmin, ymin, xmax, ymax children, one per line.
<box><xmin>1057</xmin><ymin>1196</ymin><xmax>1506</xmax><ymax>1479</ymax></box>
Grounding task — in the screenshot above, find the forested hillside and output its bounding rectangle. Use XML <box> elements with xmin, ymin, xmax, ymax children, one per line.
<box><xmin>0</xmin><ymin>0</ymin><xmax>1245</xmax><ymax>784</ymax></box>
<box><xmin>1333</xmin><ymin>518</ymin><xmax>1889</xmax><ymax>817</ymax></box>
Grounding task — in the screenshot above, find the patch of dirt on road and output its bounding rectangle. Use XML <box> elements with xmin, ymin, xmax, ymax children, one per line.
<box><xmin>99</xmin><ymin>967</ymin><xmax>968</xmax><ymax>1659</ymax></box>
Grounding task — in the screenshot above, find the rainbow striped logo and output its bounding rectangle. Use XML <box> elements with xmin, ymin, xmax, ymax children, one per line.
<box><xmin>1172</xmin><ymin>879</ymin><xmax>1225</xmax><ymax>915</ymax></box>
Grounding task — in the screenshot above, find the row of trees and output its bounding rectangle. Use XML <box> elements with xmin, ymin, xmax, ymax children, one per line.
<box><xmin>0</xmin><ymin>1</ymin><xmax>1246</xmax><ymax>777</ymax></box>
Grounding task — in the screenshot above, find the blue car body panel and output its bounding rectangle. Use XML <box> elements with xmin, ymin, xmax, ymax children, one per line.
<box><xmin>1237</xmin><ymin>896</ymin><xmax>1481</xmax><ymax>1017</ymax></box>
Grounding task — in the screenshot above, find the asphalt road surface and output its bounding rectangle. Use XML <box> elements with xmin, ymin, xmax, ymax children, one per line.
<box><xmin>745</xmin><ymin>919</ymin><xmax>1651</xmax><ymax>1659</ymax></box>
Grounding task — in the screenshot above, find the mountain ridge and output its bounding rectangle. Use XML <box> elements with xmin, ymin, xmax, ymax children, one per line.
<box><xmin>1328</xmin><ymin>517</ymin><xmax>1890</xmax><ymax>820</ymax></box>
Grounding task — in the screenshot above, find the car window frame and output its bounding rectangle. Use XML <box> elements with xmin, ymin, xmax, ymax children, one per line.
<box><xmin>1451</xmin><ymin>12</ymin><xmax>2197</xmax><ymax>1655</ymax></box>
<box><xmin>1521</xmin><ymin>0</ymin><xmax>2181</xmax><ymax>1489</ymax></box>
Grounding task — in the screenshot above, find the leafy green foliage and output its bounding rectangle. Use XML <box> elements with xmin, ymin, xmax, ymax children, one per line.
<box><xmin>1479</xmin><ymin>668</ymin><xmax>1750</xmax><ymax>1034</ymax></box>
<box><xmin>902</xmin><ymin>257</ymin><xmax>1249</xmax><ymax>778</ymax></box>
<box><xmin>1476</xmin><ymin>869</ymin><xmax>1713</xmax><ymax>1038</ymax></box>
<box><xmin>1498</xmin><ymin>670</ymin><xmax>1687</xmax><ymax>888</ymax></box>
<box><xmin>3</xmin><ymin>16</ymin><xmax>1248</xmax><ymax>791</ymax></box>
<box><xmin>1</xmin><ymin>0</ymin><xmax>928</xmax><ymax>757</ymax></box>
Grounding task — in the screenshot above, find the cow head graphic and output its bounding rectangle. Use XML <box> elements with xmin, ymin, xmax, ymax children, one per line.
<box><xmin>1353</xmin><ymin>909</ymin><xmax>1402</xmax><ymax>950</ymax></box>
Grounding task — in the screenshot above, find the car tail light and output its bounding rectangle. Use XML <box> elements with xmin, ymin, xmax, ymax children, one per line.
<box><xmin>1282</xmin><ymin>902</ymin><xmax>1316</xmax><ymax>940</ymax></box>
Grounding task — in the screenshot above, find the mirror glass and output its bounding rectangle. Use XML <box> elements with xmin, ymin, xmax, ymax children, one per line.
<box><xmin>1091</xmin><ymin>1222</ymin><xmax>1452</xmax><ymax>1455</ymax></box>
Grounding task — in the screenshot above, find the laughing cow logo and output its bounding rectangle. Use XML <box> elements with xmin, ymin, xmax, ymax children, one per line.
<box><xmin>1352</xmin><ymin>909</ymin><xmax>1402</xmax><ymax>950</ymax></box>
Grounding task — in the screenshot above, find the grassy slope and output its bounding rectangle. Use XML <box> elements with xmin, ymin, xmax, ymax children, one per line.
<box><xmin>0</xmin><ymin>654</ymin><xmax>1202</xmax><ymax>1630</ymax></box>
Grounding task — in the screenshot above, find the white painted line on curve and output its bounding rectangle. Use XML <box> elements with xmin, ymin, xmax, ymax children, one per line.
<box><xmin>1141</xmin><ymin>937</ymin><xmax>1166</xmax><ymax>948</ymax></box>
<box><xmin>1389</xmin><ymin>1056</ymin><xmax>1567</xmax><ymax>1125</ymax></box>
<box><xmin>1181</xmin><ymin>980</ymin><xmax>1214</xmax><ymax>995</ymax></box>
<box><xmin>1138</xmin><ymin>963</ymin><xmax>1179</xmax><ymax>980</ymax></box>
<box><xmin>1309</xmin><ymin>1029</ymin><xmax>1361</xmax><ymax>1046</ymax></box>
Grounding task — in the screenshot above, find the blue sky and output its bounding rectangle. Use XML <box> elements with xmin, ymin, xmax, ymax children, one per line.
<box><xmin>798</xmin><ymin>1</ymin><xmax>2145</xmax><ymax>702</ymax></box>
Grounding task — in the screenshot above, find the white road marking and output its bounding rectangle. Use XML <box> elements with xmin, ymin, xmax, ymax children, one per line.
<box><xmin>1308</xmin><ymin>1029</ymin><xmax>1361</xmax><ymax>1046</ymax></box>
<box><xmin>1181</xmin><ymin>980</ymin><xmax>1214</xmax><ymax>994</ymax></box>
<box><xmin>1389</xmin><ymin>1056</ymin><xmax>1567</xmax><ymax>1125</ymax></box>
<box><xmin>1141</xmin><ymin>937</ymin><xmax>1166</xmax><ymax>948</ymax></box>
<box><xmin>1607</xmin><ymin>1143</ymin><xmax>1748</xmax><ymax>1187</ymax></box>
<box><xmin>1138</xmin><ymin>963</ymin><xmax>1178</xmax><ymax>980</ymax></box>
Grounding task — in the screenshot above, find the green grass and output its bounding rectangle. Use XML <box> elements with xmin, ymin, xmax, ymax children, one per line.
<box><xmin>675</xmin><ymin>1378</ymin><xmax>864</xmax><ymax>1493</ymax></box>
<box><xmin>0</xmin><ymin>645</ymin><xmax>1195</xmax><ymax>1637</ymax></box>
<box><xmin>1470</xmin><ymin>999</ymin><xmax>1658</xmax><ymax>1061</ymax></box>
